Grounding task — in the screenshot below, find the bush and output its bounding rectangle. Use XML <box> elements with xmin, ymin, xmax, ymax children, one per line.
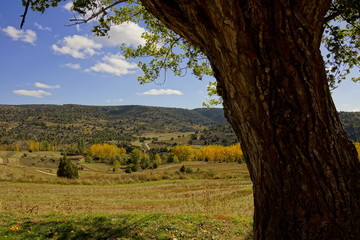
<box><xmin>167</xmin><ymin>154</ymin><xmax>179</xmax><ymax>163</ymax></box>
<box><xmin>85</xmin><ymin>156</ymin><xmax>93</xmax><ymax>163</ymax></box>
<box><xmin>180</xmin><ymin>165</ymin><xmax>193</xmax><ymax>173</ymax></box>
<box><xmin>113</xmin><ymin>159</ymin><xmax>121</xmax><ymax>172</ymax></box>
<box><xmin>57</xmin><ymin>155</ymin><xmax>79</xmax><ymax>179</ymax></box>
<box><xmin>131</xmin><ymin>164</ymin><xmax>141</xmax><ymax>172</ymax></box>
<box><xmin>125</xmin><ymin>165</ymin><xmax>133</xmax><ymax>173</ymax></box>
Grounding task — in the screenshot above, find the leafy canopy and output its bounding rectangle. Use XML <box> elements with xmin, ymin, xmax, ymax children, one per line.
<box><xmin>22</xmin><ymin>0</ymin><xmax>359</xmax><ymax>103</ymax></box>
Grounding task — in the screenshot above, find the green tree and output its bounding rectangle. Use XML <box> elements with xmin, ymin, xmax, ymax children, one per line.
<box><xmin>172</xmin><ymin>155</ymin><xmax>179</xmax><ymax>163</ymax></box>
<box><xmin>77</xmin><ymin>138</ymin><xmax>85</xmax><ymax>154</ymax></box>
<box><xmin>130</xmin><ymin>148</ymin><xmax>143</xmax><ymax>165</ymax></box>
<box><xmin>112</xmin><ymin>159</ymin><xmax>120</xmax><ymax>172</ymax></box>
<box><xmin>140</xmin><ymin>154</ymin><xmax>150</xmax><ymax>169</ymax></box>
<box><xmin>153</xmin><ymin>153</ymin><xmax>162</xmax><ymax>165</ymax></box>
<box><xmin>57</xmin><ymin>155</ymin><xmax>79</xmax><ymax>179</ymax></box>
<box><xmin>22</xmin><ymin>0</ymin><xmax>360</xmax><ymax>238</ymax></box>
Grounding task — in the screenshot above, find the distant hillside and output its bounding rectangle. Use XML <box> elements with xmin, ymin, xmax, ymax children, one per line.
<box><xmin>0</xmin><ymin>105</ymin><xmax>226</xmax><ymax>147</ymax></box>
<box><xmin>339</xmin><ymin>112</ymin><xmax>360</xmax><ymax>142</ymax></box>
<box><xmin>0</xmin><ymin>105</ymin><xmax>359</xmax><ymax>149</ymax></box>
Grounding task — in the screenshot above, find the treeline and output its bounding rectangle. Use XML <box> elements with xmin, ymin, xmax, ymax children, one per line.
<box><xmin>84</xmin><ymin>143</ymin><xmax>244</xmax><ymax>165</ymax></box>
<box><xmin>170</xmin><ymin>144</ymin><xmax>243</xmax><ymax>163</ymax></box>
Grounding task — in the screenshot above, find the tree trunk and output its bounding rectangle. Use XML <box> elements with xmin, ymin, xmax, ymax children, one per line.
<box><xmin>140</xmin><ymin>0</ymin><xmax>360</xmax><ymax>239</ymax></box>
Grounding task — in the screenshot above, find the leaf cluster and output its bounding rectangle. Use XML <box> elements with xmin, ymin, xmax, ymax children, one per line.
<box><xmin>323</xmin><ymin>0</ymin><xmax>360</xmax><ymax>88</ymax></box>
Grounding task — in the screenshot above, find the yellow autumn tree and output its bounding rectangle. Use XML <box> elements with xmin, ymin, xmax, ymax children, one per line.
<box><xmin>28</xmin><ymin>140</ymin><xmax>40</xmax><ymax>152</ymax></box>
<box><xmin>196</xmin><ymin>144</ymin><xmax>243</xmax><ymax>162</ymax></box>
<box><xmin>197</xmin><ymin>145</ymin><xmax>223</xmax><ymax>162</ymax></box>
<box><xmin>223</xmin><ymin>144</ymin><xmax>243</xmax><ymax>163</ymax></box>
<box><xmin>171</xmin><ymin>145</ymin><xmax>196</xmax><ymax>162</ymax></box>
<box><xmin>89</xmin><ymin>143</ymin><xmax>126</xmax><ymax>161</ymax></box>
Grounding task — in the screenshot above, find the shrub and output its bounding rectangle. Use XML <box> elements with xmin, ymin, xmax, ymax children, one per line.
<box><xmin>113</xmin><ymin>159</ymin><xmax>120</xmax><ymax>172</ymax></box>
<box><xmin>131</xmin><ymin>164</ymin><xmax>141</xmax><ymax>172</ymax></box>
<box><xmin>180</xmin><ymin>165</ymin><xmax>193</xmax><ymax>173</ymax></box>
<box><xmin>85</xmin><ymin>156</ymin><xmax>93</xmax><ymax>163</ymax></box>
<box><xmin>57</xmin><ymin>155</ymin><xmax>79</xmax><ymax>179</ymax></box>
<box><xmin>125</xmin><ymin>165</ymin><xmax>133</xmax><ymax>173</ymax></box>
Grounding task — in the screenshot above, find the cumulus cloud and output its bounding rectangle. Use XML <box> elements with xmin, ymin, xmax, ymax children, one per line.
<box><xmin>13</xmin><ymin>90</ymin><xmax>51</xmax><ymax>98</ymax></box>
<box><xmin>52</xmin><ymin>35</ymin><xmax>102</xmax><ymax>59</ymax></box>
<box><xmin>141</xmin><ymin>89</ymin><xmax>184</xmax><ymax>96</ymax></box>
<box><xmin>34</xmin><ymin>22</ymin><xmax>51</xmax><ymax>31</ymax></box>
<box><xmin>35</xmin><ymin>82</ymin><xmax>61</xmax><ymax>89</ymax></box>
<box><xmin>1</xmin><ymin>26</ymin><xmax>36</xmax><ymax>45</ymax></box>
<box><xmin>95</xmin><ymin>22</ymin><xmax>146</xmax><ymax>47</ymax></box>
<box><xmin>86</xmin><ymin>54</ymin><xmax>137</xmax><ymax>76</ymax></box>
<box><xmin>64</xmin><ymin>63</ymin><xmax>81</xmax><ymax>70</ymax></box>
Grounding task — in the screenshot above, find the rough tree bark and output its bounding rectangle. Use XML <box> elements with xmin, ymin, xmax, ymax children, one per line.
<box><xmin>140</xmin><ymin>0</ymin><xmax>360</xmax><ymax>239</ymax></box>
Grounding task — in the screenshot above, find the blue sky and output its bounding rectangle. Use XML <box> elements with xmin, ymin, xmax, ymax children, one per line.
<box><xmin>0</xmin><ymin>1</ymin><xmax>359</xmax><ymax>111</ymax></box>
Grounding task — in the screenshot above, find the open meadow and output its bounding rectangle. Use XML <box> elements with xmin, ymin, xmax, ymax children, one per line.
<box><xmin>0</xmin><ymin>152</ymin><xmax>254</xmax><ymax>239</ymax></box>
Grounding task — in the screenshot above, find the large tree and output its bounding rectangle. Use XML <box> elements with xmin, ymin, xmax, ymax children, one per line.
<box><xmin>22</xmin><ymin>0</ymin><xmax>360</xmax><ymax>239</ymax></box>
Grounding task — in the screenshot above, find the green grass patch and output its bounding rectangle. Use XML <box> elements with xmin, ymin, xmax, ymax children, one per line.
<box><xmin>0</xmin><ymin>212</ymin><xmax>252</xmax><ymax>240</ymax></box>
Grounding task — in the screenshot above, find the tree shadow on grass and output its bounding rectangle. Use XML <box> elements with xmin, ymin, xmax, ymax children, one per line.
<box><xmin>10</xmin><ymin>214</ymin><xmax>158</xmax><ymax>240</ymax></box>
<box><xmin>58</xmin><ymin>215</ymin><xmax>155</xmax><ymax>240</ymax></box>
<box><xmin>2</xmin><ymin>213</ymin><xmax>253</xmax><ymax>240</ymax></box>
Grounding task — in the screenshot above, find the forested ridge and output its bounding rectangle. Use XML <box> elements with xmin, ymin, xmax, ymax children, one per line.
<box><xmin>0</xmin><ymin>104</ymin><xmax>229</xmax><ymax>147</ymax></box>
<box><xmin>0</xmin><ymin>104</ymin><xmax>360</xmax><ymax>148</ymax></box>
<box><xmin>338</xmin><ymin>111</ymin><xmax>360</xmax><ymax>142</ymax></box>
<box><xmin>0</xmin><ymin>104</ymin><xmax>359</xmax><ymax>146</ymax></box>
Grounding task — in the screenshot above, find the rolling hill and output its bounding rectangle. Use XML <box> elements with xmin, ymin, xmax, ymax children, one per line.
<box><xmin>0</xmin><ymin>105</ymin><xmax>359</xmax><ymax>149</ymax></box>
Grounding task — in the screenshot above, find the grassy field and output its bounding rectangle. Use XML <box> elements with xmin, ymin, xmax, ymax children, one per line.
<box><xmin>0</xmin><ymin>152</ymin><xmax>253</xmax><ymax>239</ymax></box>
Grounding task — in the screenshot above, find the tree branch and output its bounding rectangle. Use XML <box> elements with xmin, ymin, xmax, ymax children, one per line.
<box><xmin>68</xmin><ymin>0</ymin><xmax>128</xmax><ymax>25</ymax></box>
<box><xmin>20</xmin><ymin>0</ymin><xmax>31</xmax><ymax>29</ymax></box>
<box><xmin>324</xmin><ymin>11</ymin><xmax>342</xmax><ymax>23</ymax></box>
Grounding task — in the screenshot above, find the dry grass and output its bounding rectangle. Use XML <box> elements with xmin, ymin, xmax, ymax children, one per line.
<box><xmin>0</xmin><ymin>178</ymin><xmax>253</xmax><ymax>218</ymax></box>
<box><xmin>0</xmin><ymin>160</ymin><xmax>249</xmax><ymax>184</ymax></box>
<box><xmin>0</xmin><ymin>157</ymin><xmax>253</xmax><ymax>221</ymax></box>
<box><xmin>0</xmin><ymin>160</ymin><xmax>254</xmax><ymax>239</ymax></box>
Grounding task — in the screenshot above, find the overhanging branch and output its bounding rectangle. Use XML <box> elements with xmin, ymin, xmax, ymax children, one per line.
<box><xmin>20</xmin><ymin>0</ymin><xmax>32</xmax><ymax>29</ymax></box>
<box><xmin>67</xmin><ymin>0</ymin><xmax>128</xmax><ymax>26</ymax></box>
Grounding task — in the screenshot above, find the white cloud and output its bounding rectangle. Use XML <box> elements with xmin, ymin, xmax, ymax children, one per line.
<box><xmin>52</xmin><ymin>35</ymin><xmax>102</xmax><ymax>59</ymax></box>
<box><xmin>87</xmin><ymin>54</ymin><xmax>137</xmax><ymax>76</ymax></box>
<box><xmin>13</xmin><ymin>90</ymin><xmax>51</xmax><ymax>98</ymax></box>
<box><xmin>34</xmin><ymin>22</ymin><xmax>51</xmax><ymax>31</ymax></box>
<box><xmin>1</xmin><ymin>26</ymin><xmax>36</xmax><ymax>45</ymax></box>
<box><xmin>35</xmin><ymin>82</ymin><xmax>61</xmax><ymax>89</ymax></box>
<box><xmin>63</xmin><ymin>2</ymin><xmax>73</xmax><ymax>11</ymax></box>
<box><xmin>95</xmin><ymin>22</ymin><xmax>146</xmax><ymax>47</ymax></box>
<box><xmin>64</xmin><ymin>63</ymin><xmax>81</xmax><ymax>70</ymax></box>
<box><xmin>141</xmin><ymin>89</ymin><xmax>184</xmax><ymax>96</ymax></box>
